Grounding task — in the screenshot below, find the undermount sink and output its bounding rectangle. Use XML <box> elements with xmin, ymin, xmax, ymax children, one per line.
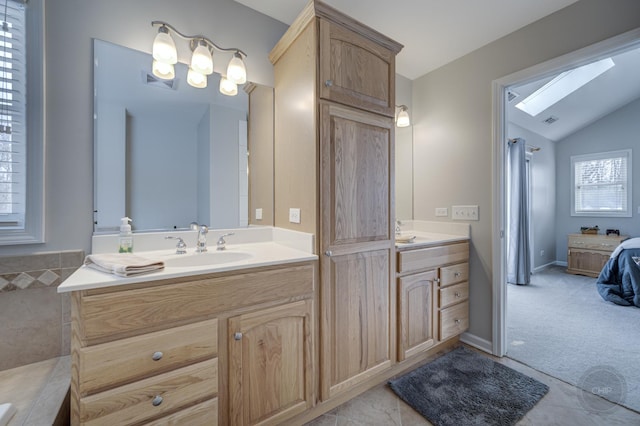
<box><xmin>164</xmin><ymin>251</ymin><xmax>253</xmax><ymax>268</ymax></box>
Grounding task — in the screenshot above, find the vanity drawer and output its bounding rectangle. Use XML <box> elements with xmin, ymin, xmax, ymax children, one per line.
<box><xmin>439</xmin><ymin>263</ymin><xmax>468</xmax><ymax>287</ymax></box>
<box><xmin>439</xmin><ymin>282</ymin><xmax>468</xmax><ymax>308</ymax></box>
<box><xmin>142</xmin><ymin>398</ymin><xmax>218</xmax><ymax>426</ymax></box>
<box><xmin>79</xmin><ymin>358</ymin><xmax>218</xmax><ymax>426</ymax></box>
<box><xmin>77</xmin><ymin>263</ymin><xmax>315</xmax><ymax>343</ymax></box>
<box><xmin>397</xmin><ymin>242</ymin><xmax>469</xmax><ymax>274</ymax></box>
<box><xmin>439</xmin><ymin>301</ymin><xmax>469</xmax><ymax>341</ymax></box>
<box><xmin>78</xmin><ymin>319</ymin><xmax>218</xmax><ymax>395</ymax></box>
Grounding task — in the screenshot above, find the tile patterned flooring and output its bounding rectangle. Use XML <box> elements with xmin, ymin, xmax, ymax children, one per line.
<box><xmin>305</xmin><ymin>346</ymin><xmax>640</xmax><ymax>426</ymax></box>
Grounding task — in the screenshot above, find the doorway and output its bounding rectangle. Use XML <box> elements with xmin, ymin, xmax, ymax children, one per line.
<box><xmin>492</xmin><ymin>28</ymin><xmax>640</xmax><ymax>357</ymax></box>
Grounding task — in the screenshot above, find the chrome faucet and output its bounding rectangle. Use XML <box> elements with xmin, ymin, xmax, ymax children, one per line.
<box><xmin>190</xmin><ymin>222</ymin><xmax>209</xmax><ymax>253</ymax></box>
<box><xmin>165</xmin><ymin>236</ymin><xmax>187</xmax><ymax>254</ymax></box>
<box><xmin>216</xmin><ymin>232</ymin><xmax>234</xmax><ymax>251</ymax></box>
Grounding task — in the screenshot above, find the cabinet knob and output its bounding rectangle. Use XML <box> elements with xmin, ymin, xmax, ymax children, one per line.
<box><xmin>324</xmin><ymin>250</ymin><xmax>333</xmax><ymax>257</ymax></box>
<box><xmin>325</xmin><ymin>79</ymin><xmax>333</xmax><ymax>87</ymax></box>
<box><xmin>152</xmin><ymin>351</ymin><xmax>163</xmax><ymax>361</ymax></box>
<box><xmin>455</xmin><ymin>319</ymin><xmax>461</xmax><ymax>324</ymax></box>
<box><xmin>234</xmin><ymin>332</ymin><xmax>243</xmax><ymax>340</ymax></box>
<box><xmin>152</xmin><ymin>395</ymin><xmax>163</xmax><ymax>407</ymax></box>
<box><xmin>455</xmin><ymin>292</ymin><xmax>461</xmax><ymax>298</ymax></box>
<box><xmin>454</xmin><ymin>272</ymin><xmax>460</xmax><ymax>277</ymax></box>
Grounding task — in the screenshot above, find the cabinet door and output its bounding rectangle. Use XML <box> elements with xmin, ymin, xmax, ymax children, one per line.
<box><xmin>319</xmin><ymin>102</ymin><xmax>394</xmax><ymax>400</ymax></box>
<box><xmin>398</xmin><ymin>270</ymin><xmax>436</xmax><ymax>361</ymax></box>
<box><xmin>567</xmin><ymin>248</ymin><xmax>609</xmax><ymax>277</ymax></box>
<box><xmin>319</xmin><ymin>20</ymin><xmax>396</xmax><ymax>116</ymax></box>
<box><xmin>228</xmin><ymin>300</ymin><xmax>314</xmax><ymax>426</ymax></box>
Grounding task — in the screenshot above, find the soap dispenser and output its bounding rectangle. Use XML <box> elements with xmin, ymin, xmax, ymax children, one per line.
<box><xmin>118</xmin><ymin>217</ymin><xmax>133</xmax><ymax>253</ymax></box>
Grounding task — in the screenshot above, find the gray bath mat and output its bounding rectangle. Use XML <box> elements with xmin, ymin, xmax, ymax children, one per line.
<box><xmin>389</xmin><ymin>346</ymin><xmax>549</xmax><ymax>425</ymax></box>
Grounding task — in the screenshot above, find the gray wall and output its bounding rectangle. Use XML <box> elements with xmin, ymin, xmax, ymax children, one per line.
<box><xmin>0</xmin><ymin>0</ymin><xmax>287</xmax><ymax>256</ymax></box>
<box><xmin>395</xmin><ymin>75</ymin><xmax>413</xmax><ymax>221</ymax></box>
<box><xmin>507</xmin><ymin>123</ymin><xmax>557</xmax><ymax>269</ymax></box>
<box><xmin>555</xmin><ymin>97</ymin><xmax>640</xmax><ymax>261</ymax></box>
<box><xmin>412</xmin><ymin>0</ymin><xmax>640</xmax><ymax>342</ymax></box>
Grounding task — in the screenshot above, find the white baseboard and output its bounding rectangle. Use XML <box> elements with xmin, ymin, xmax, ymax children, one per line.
<box><xmin>460</xmin><ymin>332</ymin><xmax>493</xmax><ymax>354</ymax></box>
<box><xmin>555</xmin><ymin>260</ymin><xmax>568</xmax><ymax>267</ymax></box>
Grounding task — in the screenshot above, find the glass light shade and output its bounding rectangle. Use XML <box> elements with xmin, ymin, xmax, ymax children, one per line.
<box><xmin>226</xmin><ymin>52</ymin><xmax>246</xmax><ymax>84</ymax></box>
<box><xmin>219</xmin><ymin>76</ymin><xmax>238</xmax><ymax>96</ymax></box>
<box><xmin>152</xmin><ymin>29</ymin><xmax>177</xmax><ymax>64</ymax></box>
<box><xmin>152</xmin><ymin>60</ymin><xmax>175</xmax><ymax>80</ymax></box>
<box><xmin>396</xmin><ymin>109</ymin><xmax>410</xmax><ymax>127</ymax></box>
<box><xmin>187</xmin><ymin>68</ymin><xmax>207</xmax><ymax>89</ymax></box>
<box><xmin>190</xmin><ymin>41</ymin><xmax>214</xmax><ymax>75</ymax></box>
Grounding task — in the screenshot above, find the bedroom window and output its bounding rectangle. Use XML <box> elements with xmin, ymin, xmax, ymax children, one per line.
<box><xmin>571</xmin><ymin>149</ymin><xmax>632</xmax><ymax>217</ymax></box>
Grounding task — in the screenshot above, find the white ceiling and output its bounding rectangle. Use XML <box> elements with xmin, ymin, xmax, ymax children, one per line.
<box><xmin>235</xmin><ymin>0</ymin><xmax>640</xmax><ymax>142</ymax></box>
<box><xmin>234</xmin><ymin>0</ymin><xmax>580</xmax><ymax>79</ymax></box>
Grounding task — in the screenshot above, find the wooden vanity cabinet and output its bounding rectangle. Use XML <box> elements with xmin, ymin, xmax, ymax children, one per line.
<box><xmin>270</xmin><ymin>0</ymin><xmax>402</xmax><ymax>404</ymax></box>
<box><xmin>70</xmin><ymin>262</ymin><xmax>316</xmax><ymax>426</ymax></box>
<box><xmin>396</xmin><ymin>241</ymin><xmax>470</xmax><ymax>360</ymax></box>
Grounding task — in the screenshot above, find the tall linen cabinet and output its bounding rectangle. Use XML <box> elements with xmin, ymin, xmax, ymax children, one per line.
<box><xmin>270</xmin><ymin>0</ymin><xmax>402</xmax><ymax>402</ymax></box>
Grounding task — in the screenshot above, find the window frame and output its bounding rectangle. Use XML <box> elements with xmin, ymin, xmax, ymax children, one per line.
<box><xmin>0</xmin><ymin>0</ymin><xmax>44</xmax><ymax>245</ymax></box>
<box><xmin>570</xmin><ymin>149</ymin><xmax>632</xmax><ymax>218</ymax></box>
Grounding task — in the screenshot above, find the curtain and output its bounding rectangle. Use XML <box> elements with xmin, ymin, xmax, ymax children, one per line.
<box><xmin>507</xmin><ymin>138</ymin><xmax>531</xmax><ymax>285</ymax></box>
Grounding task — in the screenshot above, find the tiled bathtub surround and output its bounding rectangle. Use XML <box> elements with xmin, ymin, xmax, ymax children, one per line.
<box><xmin>0</xmin><ymin>250</ymin><xmax>83</xmax><ymax>371</ymax></box>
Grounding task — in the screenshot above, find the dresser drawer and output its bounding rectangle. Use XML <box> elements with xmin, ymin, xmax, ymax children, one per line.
<box><xmin>142</xmin><ymin>398</ymin><xmax>218</xmax><ymax>426</ymax></box>
<box><xmin>439</xmin><ymin>282</ymin><xmax>468</xmax><ymax>308</ymax></box>
<box><xmin>397</xmin><ymin>242</ymin><xmax>469</xmax><ymax>274</ymax></box>
<box><xmin>568</xmin><ymin>234</ymin><xmax>625</xmax><ymax>251</ymax></box>
<box><xmin>79</xmin><ymin>358</ymin><xmax>218</xmax><ymax>426</ymax></box>
<box><xmin>77</xmin><ymin>263</ymin><xmax>315</xmax><ymax>343</ymax></box>
<box><xmin>78</xmin><ymin>319</ymin><xmax>218</xmax><ymax>395</ymax></box>
<box><xmin>439</xmin><ymin>263</ymin><xmax>468</xmax><ymax>287</ymax></box>
<box><xmin>439</xmin><ymin>301</ymin><xmax>469</xmax><ymax>341</ymax></box>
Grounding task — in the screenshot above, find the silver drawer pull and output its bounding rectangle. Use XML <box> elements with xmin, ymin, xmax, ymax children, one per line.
<box><xmin>325</xmin><ymin>79</ymin><xmax>333</xmax><ymax>87</ymax></box>
<box><xmin>152</xmin><ymin>395</ymin><xmax>163</xmax><ymax>407</ymax></box>
<box><xmin>455</xmin><ymin>292</ymin><xmax>461</xmax><ymax>298</ymax></box>
<box><xmin>152</xmin><ymin>351</ymin><xmax>163</xmax><ymax>361</ymax></box>
<box><xmin>455</xmin><ymin>319</ymin><xmax>461</xmax><ymax>324</ymax></box>
<box><xmin>324</xmin><ymin>250</ymin><xmax>333</xmax><ymax>257</ymax></box>
<box><xmin>454</xmin><ymin>272</ymin><xmax>460</xmax><ymax>277</ymax></box>
<box><xmin>234</xmin><ymin>332</ymin><xmax>243</xmax><ymax>340</ymax></box>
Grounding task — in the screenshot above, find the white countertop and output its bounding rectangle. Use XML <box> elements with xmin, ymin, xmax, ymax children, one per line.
<box><xmin>58</xmin><ymin>241</ymin><xmax>318</xmax><ymax>293</ymax></box>
<box><xmin>395</xmin><ymin>231</ymin><xmax>469</xmax><ymax>251</ymax></box>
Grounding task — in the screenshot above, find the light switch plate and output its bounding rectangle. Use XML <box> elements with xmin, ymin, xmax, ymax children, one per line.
<box><xmin>289</xmin><ymin>208</ymin><xmax>301</xmax><ymax>224</ymax></box>
<box><xmin>255</xmin><ymin>208</ymin><xmax>262</xmax><ymax>220</ymax></box>
<box><xmin>435</xmin><ymin>207</ymin><xmax>448</xmax><ymax>217</ymax></box>
<box><xmin>452</xmin><ymin>205</ymin><xmax>479</xmax><ymax>221</ymax></box>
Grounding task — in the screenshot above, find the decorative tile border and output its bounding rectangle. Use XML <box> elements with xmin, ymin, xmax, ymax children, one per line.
<box><xmin>0</xmin><ymin>250</ymin><xmax>84</xmax><ymax>292</ymax></box>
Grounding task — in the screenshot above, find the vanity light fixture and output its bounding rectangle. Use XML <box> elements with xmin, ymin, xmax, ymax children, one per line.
<box><xmin>151</xmin><ymin>21</ymin><xmax>248</xmax><ymax>94</ymax></box>
<box><xmin>396</xmin><ymin>105</ymin><xmax>411</xmax><ymax>127</ymax></box>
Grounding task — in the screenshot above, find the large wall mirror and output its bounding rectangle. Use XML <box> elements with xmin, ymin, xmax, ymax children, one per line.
<box><xmin>93</xmin><ymin>39</ymin><xmax>272</xmax><ymax>233</ymax></box>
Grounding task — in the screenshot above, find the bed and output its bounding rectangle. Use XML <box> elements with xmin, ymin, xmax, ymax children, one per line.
<box><xmin>596</xmin><ymin>237</ymin><xmax>640</xmax><ymax>307</ymax></box>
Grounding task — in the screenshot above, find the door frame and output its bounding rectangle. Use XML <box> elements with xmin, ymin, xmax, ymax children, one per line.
<box><xmin>491</xmin><ymin>28</ymin><xmax>640</xmax><ymax>357</ymax></box>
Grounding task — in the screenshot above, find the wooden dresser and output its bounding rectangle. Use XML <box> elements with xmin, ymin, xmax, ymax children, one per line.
<box><xmin>566</xmin><ymin>233</ymin><xmax>628</xmax><ymax>277</ymax></box>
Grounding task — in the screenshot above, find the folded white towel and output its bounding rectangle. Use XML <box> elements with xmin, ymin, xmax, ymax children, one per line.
<box><xmin>84</xmin><ymin>253</ymin><xmax>164</xmax><ymax>277</ymax></box>
<box><xmin>610</xmin><ymin>237</ymin><xmax>640</xmax><ymax>259</ymax></box>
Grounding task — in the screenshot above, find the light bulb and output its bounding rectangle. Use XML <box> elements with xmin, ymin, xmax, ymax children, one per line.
<box><xmin>152</xmin><ymin>27</ymin><xmax>177</xmax><ymax>64</ymax></box>
<box><xmin>191</xmin><ymin>40</ymin><xmax>214</xmax><ymax>75</ymax></box>
<box><xmin>396</xmin><ymin>108</ymin><xmax>410</xmax><ymax>127</ymax></box>
<box><xmin>152</xmin><ymin>60</ymin><xmax>175</xmax><ymax>80</ymax></box>
<box><xmin>187</xmin><ymin>68</ymin><xmax>207</xmax><ymax>88</ymax></box>
<box><xmin>219</xmin><ymin>76</ymin><xmax>238</xmax><ymax>96</ymax></box>
<box><xmin>226</xmin><ymin>52</ymin><xmax>246</xmax><ymax>84</ymax></box>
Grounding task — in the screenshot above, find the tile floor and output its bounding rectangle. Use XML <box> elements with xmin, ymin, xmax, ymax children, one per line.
<box><xmin>305</xmin><ymin>346</ymin><xmax>640</xmax><ymax>426</ymax></box>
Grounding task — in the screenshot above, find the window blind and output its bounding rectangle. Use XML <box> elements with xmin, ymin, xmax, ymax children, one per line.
<box><xmin>0</xmin><ymin>0</ymin><xmax>26</xmax><ymax>229</ymax></box>
<box><xmin>574</xmin><ymin>154</ymin><xmax>628</xmax><ymax>213</ymax></box>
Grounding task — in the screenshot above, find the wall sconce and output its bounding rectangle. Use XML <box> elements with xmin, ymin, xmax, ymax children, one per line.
<box><xmin>396</xmin><ymin>105</ymin><xmax>411</xmax><ymax>127</ymax></box>
<box><xmin>151</xmin><ymin>21</ymin><xmax>247</xmax><ymax>95</ymax></box>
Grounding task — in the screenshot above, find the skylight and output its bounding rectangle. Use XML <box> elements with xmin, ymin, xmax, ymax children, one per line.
<box><xmin>515</xmin><ymin>58</ymin><xmax>615</xmax><ymax>116</ymax></box>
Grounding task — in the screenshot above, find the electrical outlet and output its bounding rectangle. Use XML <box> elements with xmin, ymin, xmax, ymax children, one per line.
<box><xmin>289</xmin><ymin>208</ymin><xmax>301</xmax><ymax>224</ymax></box>
<box><xmin>435</xmin><ymin>207</ymin><xmax>448</xmax><ymax>217</ymax></box>
<box><xmin>540</xmin><ymin>250</ymin><xmax>545</xmax><ymax>257</ymax></box>
<box><xmin>255</xmin><ymin>208</ymin><xmax>262</xmax><ymax>220</ymax></box>
<box><xmin>452</xmin><ymin>205</ymin><xmax>479</xmax><ymax>221</ymax></box>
